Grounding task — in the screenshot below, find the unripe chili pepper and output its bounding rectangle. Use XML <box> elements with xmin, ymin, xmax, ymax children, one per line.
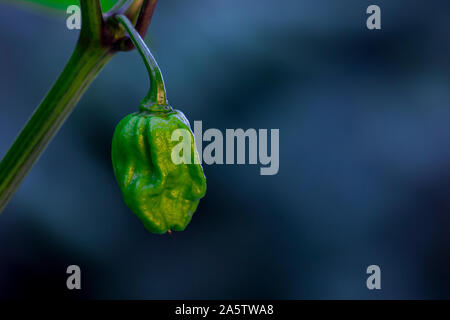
<box><xmin>112</xmin><ymin>15</ymin><xmax>206</xmax><ymax>234</ymax></box>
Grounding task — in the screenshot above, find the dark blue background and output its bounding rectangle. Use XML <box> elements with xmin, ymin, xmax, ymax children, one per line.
<box><xmin>1</xmin><ymin>0</ymin><xmax>450</xmax><ymax>299</ymax></box>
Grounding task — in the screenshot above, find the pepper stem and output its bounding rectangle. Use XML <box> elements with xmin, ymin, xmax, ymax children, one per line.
<box><xmin>115</xmin><ymin>14</ymin><xmax>170</xmax><ymax>112</ymax></box>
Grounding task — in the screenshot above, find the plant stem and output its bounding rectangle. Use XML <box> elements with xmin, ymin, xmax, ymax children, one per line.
<box><xmin>135</xmin><ymin>0</ymin><xmax>158</xmax><ymax>37</ymax></box>
<box><xmin>0</xmin><ymin>43</ymin><xmax>114</xmax><ymax>212</ymax></box>
<box><xmin>118</xmin><ymin>0</ymin><xmax>159</xmax><ymax>51</ymax></box>
<box><xmin>115</xmin><ymin>14</ymin><xmax>168</xmax><ymax>110</ymax></box>
<box><xmin>80</xmin><ymin>0</ymin><xmax>104</xmax><ymax>43</ymax></box>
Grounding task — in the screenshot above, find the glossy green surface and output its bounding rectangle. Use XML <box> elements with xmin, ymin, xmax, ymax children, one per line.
<box><xmin>18</xmin><ymin>0</ymin><xmax>117</xmax><ymax>11</ymax></box>
<box><xmin>112</xmin><ymin>109</ymin><xmax>207</xmax><ymax>234</ymax></box>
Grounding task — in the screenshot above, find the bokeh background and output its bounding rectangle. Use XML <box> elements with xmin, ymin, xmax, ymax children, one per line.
<box><xmin>1</xmin><ymin>0</ymin><xmax>450</xmax><ymax>299</ymax></box>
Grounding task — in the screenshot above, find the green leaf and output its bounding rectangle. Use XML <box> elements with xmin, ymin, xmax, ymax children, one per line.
<box><xmin>17</xmin><ymin>0</ymin><xmax>117</xmax><ymax>12</ymax></box>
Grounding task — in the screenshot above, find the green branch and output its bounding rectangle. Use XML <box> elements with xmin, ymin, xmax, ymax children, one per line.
<box><xmin>0</xmin><ymin>44</ymin><xmax>114</xmax><ymax>213</ymax></box>
<box><xmin>80</xmin><ymin>0</ymin><xmax>104</xmax><ymax>43</ymax></box>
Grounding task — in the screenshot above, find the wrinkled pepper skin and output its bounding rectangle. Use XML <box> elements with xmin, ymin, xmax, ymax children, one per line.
<box><xmin>111</xmin><ymin>109</ymin><xmax>206</xmax><ymax>234</ymax></box>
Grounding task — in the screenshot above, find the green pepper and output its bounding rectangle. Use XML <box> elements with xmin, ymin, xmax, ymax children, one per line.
<box><xmin>112</xmin><ymin>108</ymin><xmax>206</xmax><ymax>234</ymax></box>
<box><xmin>112</xmin><ymin>14</ymin><xmax>206</xmax><ymax>234</ymax></box>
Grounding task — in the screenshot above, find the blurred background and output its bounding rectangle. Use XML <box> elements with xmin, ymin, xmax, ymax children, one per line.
<box><xmin>1</xmin><ymin>0</ymin><xmax>450</xmax><ymax>299</ymax></box>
